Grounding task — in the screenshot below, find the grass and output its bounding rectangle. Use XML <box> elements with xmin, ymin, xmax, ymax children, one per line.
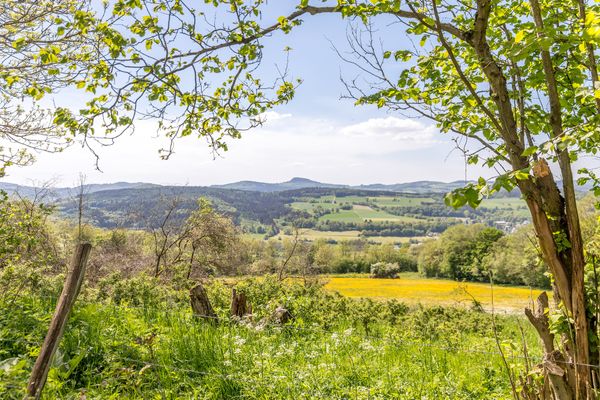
<box><xmin>320</xmin><ymin>205</ymin><xmax>422</xmax><ymax>223</ymax></box>
<box><xmin>330</xmin><ymin>195</ymin><xmax>434</xmax><ymax>207</ymax></box>
<box><xmin>290</xmin><ymin>195</ymin><xmax>436</xmax><ymax>215</ymax></box>
<box><xmin>274</xmin><ymin>229</ymin><xmax>427</xmax><ymax>244</ymax></box>
<box><xmin>324</xmin><ymin>274</ymin><xmax>546</xmax><ymax>313</ymax></box>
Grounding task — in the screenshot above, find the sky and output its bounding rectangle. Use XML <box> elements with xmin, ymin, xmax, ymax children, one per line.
<box><xmin>3</xmin><ymin>3</ymin><xmax>489</xmax><ymax>187</ymax></box>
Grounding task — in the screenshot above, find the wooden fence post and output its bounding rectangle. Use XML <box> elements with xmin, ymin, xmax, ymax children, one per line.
<box><xmin>26</xmin><ymin>243</ymin><xmax>92</xmax><ymax>399</ymax></box>
<box><xmin>230</xmin><ymin>288</ymin><xmax>252</xmax><ymax>320</ymax></box>
<box><xmin>190</xmin><ymin>283</ymin><xmax>218</xmax><ymax>321</ymax></box>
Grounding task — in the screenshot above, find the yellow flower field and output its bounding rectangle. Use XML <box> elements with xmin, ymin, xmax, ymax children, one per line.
<box><xmin>324</xmin><ymin>275</ymin><xmax>549</xmax><ymax>313</ymax></box>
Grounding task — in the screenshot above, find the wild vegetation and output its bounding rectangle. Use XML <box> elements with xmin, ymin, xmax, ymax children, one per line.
<box><xmin>1</xmin><ymin>274</ymin><xmax>540</xmax><ymax>399</ymax></box>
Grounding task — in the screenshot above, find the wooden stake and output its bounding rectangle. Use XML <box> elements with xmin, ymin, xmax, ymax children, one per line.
<box><xmin>230</xmin><ymin>288</ymin><xmax>251</xmax><ymax>320</ymax></box>
<box><xmin>190</xmin><ymin>283</ymin><xmax>218</xmax><ymax>321</ymax></box>
<box><xmin>26</xmin><ymin>243</ymin><xmax>92</xmax><ymax>399</ymax></box>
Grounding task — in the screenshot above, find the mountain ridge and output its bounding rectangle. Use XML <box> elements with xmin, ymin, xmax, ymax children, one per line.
<box><xmin>0</xmin><ymin>178</ymin><xmax>476</xmax><ymax>196</ymax></box>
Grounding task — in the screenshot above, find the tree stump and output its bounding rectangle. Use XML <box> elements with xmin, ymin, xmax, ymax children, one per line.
<box><xmin>190</xmin><ymin>284</ymin><xmax>218</xmax><ymax>321</ymax></box>
<box><xmin>525</xmin><ymin>292</ymin><xmax>573</xmax><ymax>399</ymax></box>
<box><xmin>230</xmin><ymin>288</ymin><xmax>252</xmax><ymax>320</ymax></box>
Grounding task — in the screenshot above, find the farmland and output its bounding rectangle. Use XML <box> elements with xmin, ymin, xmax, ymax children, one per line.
<box><xmin>10</xmin><ymin>181</ymin><xmax>530</xmax><ymax>243</ymax></box>
<box><xmin>274</xmin><ymin>229</ymin><xmax>427</xmax><ymax>244</ymax></box>
<box><xmin>283</xmin><ymin>191</ymin><xmax>529</xmax><ymax>243</ymax></box>
<box><xmin>324</xmin><ymin>274</ymin><xmax>544</xmax><ymax>313</ymax></box>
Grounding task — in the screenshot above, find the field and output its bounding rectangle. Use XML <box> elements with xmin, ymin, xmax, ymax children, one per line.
<box><xmin>245</xmin><ymin>192</ymin><xmax>531</xmax><ymax>245</ymax></box>
<box><xmin>291</xmin><ymin>195</ymin><xmax>435</xmax><ymax>224</ymax></box>
<box><xmin>273</xmin><ymin>229</ymin><xmax>428</xmax><ymax>244</ymax></box>
<box><xmin>289</xmin><ymin>194</ymin><xmax>530</xmax><ymax>232</ymax></box>
<box><xmin>479</xmin><ymin>197</ymin><xmax>530</xmax><ymax>218</ymax></box>
<box><xmin>319</xmin><ymin>204</ymin><xmax>422</xmax><ymax>223</ymax></box>
<box><xmin>290</xmin><ymin>195</ymin><xmax>435</xmax><ymax>213</ymax></box>
<box><xmin>325</xmin><ymin>274</ymin><xmax>545</xmax><ymax>313</ymax></box>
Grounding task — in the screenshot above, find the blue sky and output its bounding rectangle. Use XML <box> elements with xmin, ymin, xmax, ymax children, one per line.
<box><xmin>4</xmin><ymin>3</ymin><xmax>488</xmax><ymax>187</ymax></box>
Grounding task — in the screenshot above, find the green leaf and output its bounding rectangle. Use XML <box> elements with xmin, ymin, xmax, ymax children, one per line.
<box><xmin>521</xmin><ymin>146</ymin><xmax>538</xmax><ymax>157</ymax></box>
<box><xmin>12</xmin><ymin>37</ymin><xmax>26</xmax><ymax>50</ymax></box>
<box><xmin>515</xmin><ymin>30</ymin><xmax>525</xmax><ymax>43</ymax></box>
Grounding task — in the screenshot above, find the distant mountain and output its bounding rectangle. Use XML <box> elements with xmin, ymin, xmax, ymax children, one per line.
<box><xmin>8</xmin><ymin>177</ymin><xmax>591</xmax><ymax>199</ymax></box>
<box><xmin>213</xmin><ymin>178</ymin><xmax>491</xmax><ymax>194</ymax></box>
<box><xmin>0</xmin><ymin>178</ymin><xmax>538</xmax><ymax>229</ymax></box>
<box><xmin>0</xmin><ymin>178</ymin><xmax>514</xmax><ymax>197</ymax></box>
<box><xmin>212</xmin><ymin>177</ymin><xmax>346</xmax><ymax>192</ymax></box>
<box><xmin>0</xmin><ymin>181</ymin><xmax>159</xmax><ymax>200</ymax></box>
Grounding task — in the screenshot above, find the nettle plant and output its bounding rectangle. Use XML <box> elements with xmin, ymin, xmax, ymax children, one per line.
<box><xmin>5</xmin><ymin>0</ymin><xmax>600</xmax><ymax>397</ymax></box>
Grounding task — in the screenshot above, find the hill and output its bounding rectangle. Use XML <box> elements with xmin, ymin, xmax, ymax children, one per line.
<box><xmin>356</xmin><ymin>180</ymin><xmax>472</xmax><ymax>193</ymax></box>
<box><xmin>0</xmin><ymin>181</ymin><xmax>159</xmax><ymax>200</ymax></box>
<box><xmin>212</xmin><ymin>177</ymin><xmax>346</xmax><ymax>192</ymax></box>
<box><xmin>0</xmin><ymin>178</ymin><xmax>539</xmax><ymax>240</ymax></box>
<box><xmin>212</xmin><ymin>177</ymin><xmax>479</xmax><ymax>193</ymax></box>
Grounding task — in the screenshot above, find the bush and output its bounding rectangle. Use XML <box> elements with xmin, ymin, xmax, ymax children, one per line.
<box><xmin>370</xmin><ymin>262</ymin><xmax>401</xmax><ymax>278</ymax></box>
<box><xmin>395</xmin><ymin>253</ymin><xmax>418</xmax><ymax>272</ymax></box>
<box><xmin>332</xmin><ymin>258</ymin><xmax>370</xmax><ymax>274</ymax></box>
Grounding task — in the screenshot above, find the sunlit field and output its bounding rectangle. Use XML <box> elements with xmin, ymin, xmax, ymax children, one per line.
<box><xmin>273</xmin><ymin>229</ymin><xmax>428</xmax><ymax>244</ymax></box>
<box><xmin>479</xmin><ymin>197</ymin><xmax>530</xmax><ymax>218</ymax></box>
<box><xmin>325</xmin><ymin>274</ymin><xmax>546</xmax><ymax>313</ymax></box>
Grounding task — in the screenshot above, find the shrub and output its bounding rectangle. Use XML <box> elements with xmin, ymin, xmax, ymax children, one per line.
<box><xmin>370</xmin><ymin>262</ymin><xmax>401</xmax><ymax>278</ymax></box>
<box><xmin>332</xmin><ymin>258</ymin><xmax>370</xmax><ymax>274</ymax></box>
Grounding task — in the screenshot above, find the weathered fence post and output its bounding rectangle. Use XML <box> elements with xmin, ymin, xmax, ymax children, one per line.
<box><xmin>230</xmin><ymin>288</ymin><xmax>252</xmax><ymax>320</ymax></box>
<box><xmin>26</xmin><ymin>243</ymin><xmax>92</xmax><ymax>399</ymax></box>
<box><xmin>190</xmin><ymin>283</ymin><xmax>218</xmax><ymax>321</ymax></box>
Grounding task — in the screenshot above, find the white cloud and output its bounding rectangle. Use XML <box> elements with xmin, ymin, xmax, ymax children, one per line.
<box><xmin>255</xmin><ymin>111</ymin><xmax>293</xmax><ymax>124</ymax></box>
<box><xmin>3</xmin><ymin>113</ymin><xmax>477</xmax><ymax>186</ymax></box>
<box><xmin>340</xmin><ymin>117</ymin><xmax>438</xmax><ymax>149</ymax></box>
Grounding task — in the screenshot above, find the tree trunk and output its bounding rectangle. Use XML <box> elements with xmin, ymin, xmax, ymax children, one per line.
<box><xmin>186</xmin><ymin>246</ymin><xmax>196</xmax><ymax>280</ymax></box>
<box><xmin>462</xmin><ymin>0</ymin><xmax>592</xmax><ymax>394</ymax></box>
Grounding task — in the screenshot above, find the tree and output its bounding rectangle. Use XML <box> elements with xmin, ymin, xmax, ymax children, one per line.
<box><xmin>416</xmin><ymin>224</ymin><xmax>503</xmax><ymax>281</ymax></box>
<box><xmin>0</xmin><ymin>0</ymin><xmax>97</xmax><ymax>174</ymax></box>
<box><xmin>0</xmin><ymin>191</ymin><xmax>57</xmax><ymax>268</ymax></box>
<box><xmin>182</xmin><ymin>198</ymin><xmax>237</xmax><ymax>279</ymax></box>
<box><xmin>483</xmin><ymin>225</ymin><xmax>549</xmax><ymax>288</ymax></box>
<box><xmin>143</xmin><ymin>194</ymin><xmax>186</xmax><ymax>277</ymax></box>
<box><xmin>143</xmin><ymin>195</ymin><xmax>237</xmax><ymax>278</ymax></box>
